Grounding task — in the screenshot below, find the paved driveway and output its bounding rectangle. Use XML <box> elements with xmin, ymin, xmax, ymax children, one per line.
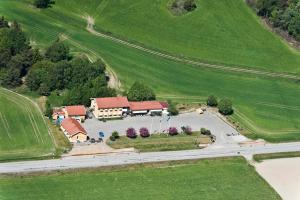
<box><xmin>83</xmin><ymin>111</ymin><xmax>248</xmax><ymax>148</ymax></box>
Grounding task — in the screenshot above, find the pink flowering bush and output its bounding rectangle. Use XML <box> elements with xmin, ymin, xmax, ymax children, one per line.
<box><xmin>168</xmin><ymin>127</ymin><xmax>178</xmax><ymax>136</ymax></box>
<box><xmin>126</xmin><ymin>128</ymin><xmax>137</xmax><ymax>138</ymax></box>
<box><xmin>139</xmin><ymin>127</ymin><xmax>150</xmax><ymax>138</ymax></box>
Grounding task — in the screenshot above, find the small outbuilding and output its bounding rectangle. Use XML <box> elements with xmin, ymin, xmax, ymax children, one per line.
<box><xmin>60</xmin><ymin>118</ymin><xmax>87</xmax><ymax>143</ymax></box>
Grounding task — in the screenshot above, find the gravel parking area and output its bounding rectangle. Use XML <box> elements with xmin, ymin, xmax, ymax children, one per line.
<box><xmin>82</xmin><ymin>111</ymin><xmax>248</xmax><ymax>147</ymax></box>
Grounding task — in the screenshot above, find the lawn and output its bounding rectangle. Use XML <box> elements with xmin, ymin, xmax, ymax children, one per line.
<box><xmin>0</xmin><ymin>0</ymin><xmax>300</xmax><ymax>142</ymax></box>
<box><xmin>253</xmin><ymin>152</ymin><xmax>300</xmax><ymax>162</ymax></box>
<box><xmin>0</xmin><ymin>88</ymin><xmax>55</xmax><ymax>161</ymax></box>
<box><xmin>59</xmin><ymin>0</ymin><xmax>300</xmax><ymax>74</ymax></box>
<box><xmin>0</xmin><ymin>157</ymin><xmax>281</xmax><ymax>200</ymax></box>
<box><xmin>107</xmin><ymin>132</ymin><xmax>212</xmax><ymax>152</ymax></box>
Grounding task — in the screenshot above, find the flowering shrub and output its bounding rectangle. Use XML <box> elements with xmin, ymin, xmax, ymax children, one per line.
<box><xmin>139</xmin><ymin>127</ymin><xmax>150</xmax><ymax>138</ymax></box>
<box><xmin>181</xmin><ymin>126</ymin><xmax>192</xmax><ymax>135</ymax></box>
<box><xmin>168</xmin><ymin>127</ymin><xmax>178</xmax><ymax>136</ymax></box>
<box><xmin>126</xmin><ymin>128</ymin><xmax>137</xmax><ymax>138</ymax></box>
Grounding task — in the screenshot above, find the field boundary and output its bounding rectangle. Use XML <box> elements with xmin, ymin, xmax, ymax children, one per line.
<box><xmin>85</xmin><ymin>15</ymin><xmax>300</xmax><ymax>81</ymax></box>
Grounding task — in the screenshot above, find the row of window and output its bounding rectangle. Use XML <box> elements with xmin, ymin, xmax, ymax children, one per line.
<box><xmin>99</xmin><ymin>108</ymin><xmax>122</xmax><ymax>112</ymax></box>
<box><xmin>99</xmin><ymin>114</ymin><xmax>121</xmax><ymax>117</ymax></box>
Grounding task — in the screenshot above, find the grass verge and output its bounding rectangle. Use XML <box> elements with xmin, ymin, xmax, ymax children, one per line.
<box><xmin>253</xmin><ymin>151</ymin><xmax>300</xmax><ymax>162</ymax></box>
<box><xmin>107</xmin><ymin>132</ymin><xmax>212</xmax><ymax>152</ymax></box>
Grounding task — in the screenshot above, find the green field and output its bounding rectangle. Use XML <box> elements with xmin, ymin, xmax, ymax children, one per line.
<box><xmin>0</xmin><ymin>88</ymin><xmax>55</xmax><ymax>161</ymax></box>
<box><xmin>0</xmin><ymin>0</ymin><xmax>300</xmax><ymax>142</ymax></box>
<box><xmin>107</xmin><ymin>133</ymin><xmax>212</xmax><ymax>152</ymax></box>
<box><xmin>0</xmin><ymin>158</ymin><xmax>280</xmax><ymax>200</ymax></box>
<box><xmin>56</xmin><ymin>0</ymin><xmax>300</xmax><ymax>74</ymax></box>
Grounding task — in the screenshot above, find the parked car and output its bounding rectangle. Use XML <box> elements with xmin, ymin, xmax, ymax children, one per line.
<box><xmin>90</xmin><ymin>138</ymin><xmax>96</xmax><ymax>143</ymax></box>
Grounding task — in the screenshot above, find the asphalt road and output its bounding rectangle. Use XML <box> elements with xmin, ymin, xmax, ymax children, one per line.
<box><xmin>1</xmin><ymin>142</ymin><xmax>300</xmax><ymax>174</ymax></box>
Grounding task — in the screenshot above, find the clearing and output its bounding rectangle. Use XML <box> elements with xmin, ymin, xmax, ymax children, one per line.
<box><xmin>0</xmin><ymin>157</ymin><xmax>280</xmax><ymax>200</ymax></box>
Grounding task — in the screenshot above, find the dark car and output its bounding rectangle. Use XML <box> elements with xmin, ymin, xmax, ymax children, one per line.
<box><xmin>90</xmin><ymin>138</ymin><xmax>96</xmax><ymax>143</ymax></box>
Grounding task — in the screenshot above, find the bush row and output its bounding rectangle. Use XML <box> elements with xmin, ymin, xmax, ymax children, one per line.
<box><xmin>110</xmin><ymin>126</ymin><xmax>212</xmax><ymax>141</ymax></box>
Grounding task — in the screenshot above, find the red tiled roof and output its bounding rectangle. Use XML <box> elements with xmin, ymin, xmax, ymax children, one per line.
<box><xmin>64</xmin><ymin>105</ymin><xmax>86</xmax><ymax>116</ymax></box>
<box><xmin>61</xmin><ymin>118</ymin><xmax>87</xmax><ymax>136</ymax></box>
<box><xmin>95</xmin><ymin>97</ymin><xmax>130</xmax><ymax>109</ymax></box>
<box><xmin>159</xmin><ymin>102</ymin><xmax>169</xmax><ymax>109</ymax></box>
<box><xmin>129</xmin><ymin>101</ymin><xmax>163</xmax><ymax>111</ymax></box>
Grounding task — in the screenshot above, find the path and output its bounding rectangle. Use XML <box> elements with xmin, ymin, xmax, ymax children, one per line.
<box><xmin>1</xmin><ymin>141</ymin><xmax>300</xmax><ymax>174</ymax></box>
<box><xmin>85</xmin><ymin>16</ymin><xmax>300</xmax><ymax>81</ymax></box>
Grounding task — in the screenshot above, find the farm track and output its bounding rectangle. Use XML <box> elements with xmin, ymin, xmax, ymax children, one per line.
<box><xmin>85</xmin><ymin>16</ymin><xmax>300</xmax><ymax>81</ymax></box>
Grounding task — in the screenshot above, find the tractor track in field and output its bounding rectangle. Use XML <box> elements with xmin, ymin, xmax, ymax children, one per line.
<box><xmin>85</xmin><ymin>15</ymin><xmax>300</xmax><ymax>81</ymax></box>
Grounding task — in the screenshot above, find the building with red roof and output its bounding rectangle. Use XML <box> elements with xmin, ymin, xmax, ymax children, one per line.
<box><xmin>129</xmin><ymin>101</ymin><xmax>169</xmax><ymax>115</ymax></box>
<box><xmin>90</xmin><ymin>97</ymin><xmax>130</xmax><ymax>119</ymax></box>
<box><xmin>63</xmin><ymin>105</ymin><xmax>86</xmax><ymax>121</ymax></box>
<box><xmin>60</xmin><ymin>118</ymin><xmax>87</xmax><ymax>142</ymax></box>
<box><xmin>90</xmin><ymin>97</ymin><xmax>169</xmax><ymax>118</ymax></box>
<box><xmin>129</xmin><ymin>101</ymin><xmax>163</xmax><ymax>114</ymax></box>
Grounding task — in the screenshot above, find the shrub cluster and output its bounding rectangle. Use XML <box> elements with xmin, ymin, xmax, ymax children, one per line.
<box><xmin>200</xmin><ymin>128</ymin><xmax>211</xmax><ymax>136</ymax></box>
<box><xmin>126</xmin><ymin>128</ymin><xmax>137</xmax><ymax>139</ymax></box>
<box><xmin>207</xmin><ymin>95</ymin><xmax>233</xmax><ymax>116</ymax></box>
<box><xmin>168</xmin><ymin>127</ymin><xmax>178</xmax><ymax>136</ymax></box>
<box><xmin>110</xmin><ymin>131</ymin><xmax>120</xmax><ymax>141</ymax></box>
<box><xmin>181</xmin><ymin>126</ymin><xmax>192</xmax><ymax>135</ymax></box>
<box><xmin>139</xmin><ymin>127</ymin><xmax>150</xmax><ymax>138</ymax></box>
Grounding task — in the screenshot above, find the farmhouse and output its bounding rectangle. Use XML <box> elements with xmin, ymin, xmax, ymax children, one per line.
<box><xmin>129</xmin><ymin>101</ymin><xmax>167</xmax><ymax>115</ymax></box>
<box><xmin>61</xmin><ymin>118</ymin><xmax>87</xmax><ymax>143</ymax></box>
<box><xmin>63</xmin><ymin>105</ymin><xmax>86</xmax><ymax>121</ymax></box>
<box><xmin>90</xmin><ymin>97</ymin><xmax>130</xmax><ymax>119</ymax></box>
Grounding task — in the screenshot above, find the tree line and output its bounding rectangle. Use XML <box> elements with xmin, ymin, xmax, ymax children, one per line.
<box><xmin>0</xmin><ymin>16</ymin><xmax>116</xmax><ymax>107</ymax></box>
<box><xmin>250</xmin><ymin>0</ymin><xmax>300</xmax><ymax>41</ymax></box>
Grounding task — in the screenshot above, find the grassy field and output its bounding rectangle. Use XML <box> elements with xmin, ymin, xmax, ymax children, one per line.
<box><xmin>107</xmin><ymin>132</ymin><xmax>212</xmax><ymax>152</ymax></box>
<box><xmin>0</xmin><ymin>158</ymin><xmax>281</xmax><ymax>200</ymax></box>
<box><xmin>0</xmin><ymin>0</ymin><xmax>300</xmax><ymax>142</ymax></box>
<box><xmin>60</xmin><ymin>0</ymin><xmax>300</xmax><ymax>74</ymax></box>
<box><xmin>253</xmin><ymin>152</ymin><xmax>300</xmax><ymax>162</ymax></box>
<box><xmin>0</xmin><ymin>88</ymin><xmax>55</xmax><ymax>161</ymax></box>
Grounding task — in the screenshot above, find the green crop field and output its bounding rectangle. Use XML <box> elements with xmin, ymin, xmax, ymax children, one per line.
<box><xmin>0</xmin><ymin>0</ymin><xmax>300</xmax><ymax>142</ymax></box>
<box><xmin>58</xmin><ymin>0</ymin><xmax>300</xmax><ymax>74</ymax></box>
<box><xmin>0</xmin><ymin>158</ymin><xmax>280</xmax><ymax>200</ymax></box>
<box><xmin>0</xmin><ymin>88</ymin><xmax>55</xmax><ymax>161</ymax></box>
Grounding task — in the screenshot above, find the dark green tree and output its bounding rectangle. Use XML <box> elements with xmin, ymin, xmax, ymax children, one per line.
<box><xmin>44</xmin><ymin>100</ymin><xmax>52</xmax><ymax>118</ymax></box>
<box><xmin>1</xmin><ymin>67</ymin><xmax>22</xmax><ymax>88</ymax></box>
<box><xmin>38</xmin><ymin>83</ymin><xmax>51</xmax><ymax>96</ymax></box>
<box><xmin>45</xmin><ymin>40</ymin><xmax>69</xmax><ymax>62</ymax></box>
<box><xmin>0</xmin><ymin>16</ymin><xmax>9</xmax><ymax>29</ymax></box>
<box><xmin>34</xmin><ymin>0</ymin><xmax>54</xmax><ymax>8</ymax></box>
<box><xmin>127</xmin><ymin>81</ymin><xmax>156</xmax><ymax>101</ymax></box>
<box><xmin>218</xmin><ymin>98</ymin><xmax>233</xmax><ymax>115</ymax></box>
<box><xmin>167</xmin><ymin>99</ymin><xmax>179</xmax><ymax>116</ymax></box>
<box><xmin>207</xmin><ymin>95</ymin><xmax>218</xmax><ymax>107</ymax></box>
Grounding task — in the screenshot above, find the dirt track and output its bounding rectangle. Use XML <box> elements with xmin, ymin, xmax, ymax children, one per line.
<box><xmin>85</xmin><ymin>16</ymin><xmax>300</xmax><ymax>81</ymax></box>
